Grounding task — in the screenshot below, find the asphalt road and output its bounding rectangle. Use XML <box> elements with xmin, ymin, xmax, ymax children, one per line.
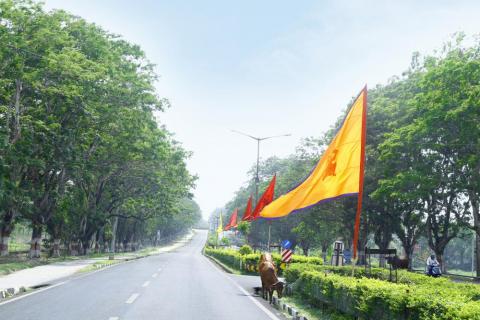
<box><xmin>0</xmin><ymin>230</ymin><xmax>286</xmax><ymax>320</ymax></box>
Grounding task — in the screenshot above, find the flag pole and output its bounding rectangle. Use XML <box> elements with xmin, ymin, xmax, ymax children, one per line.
<box><xmin>352</xmin><ymin>85</ymin><xmax>368</xmax><ymax>275</ymax></box>
<box><xmin>267</xmin><ymin>222</ymin><xmax>271</xmax><ymax>252</ymax></box>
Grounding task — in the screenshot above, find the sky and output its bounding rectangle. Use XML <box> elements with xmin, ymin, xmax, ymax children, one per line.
<box><xmin>41</xmin><ymin>0</ymin><xmax>480</xmax><ymax>219</ymax></box>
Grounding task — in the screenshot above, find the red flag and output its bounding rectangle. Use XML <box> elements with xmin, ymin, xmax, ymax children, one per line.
<box><xmin>224</xmin><ymin>208</ymin><xmax>238</xmax><ymax>231</ymax></box>
<box><xmin>252</xmin><ymin>175</ymin><xmax>276</xmax><ymax>220</ymax></box>
<box><xmin>241</xmin><ymin>196</ymin><xmax>253</xmax><ymax>221</ymax></box>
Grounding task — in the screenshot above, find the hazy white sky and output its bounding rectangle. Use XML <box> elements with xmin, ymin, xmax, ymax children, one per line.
<box><xmin>42</xmin><ymin>0</ymin><xmax>480</xmax><ymax>218</ymax></box>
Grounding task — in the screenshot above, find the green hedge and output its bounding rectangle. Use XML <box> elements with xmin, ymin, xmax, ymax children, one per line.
<box><xmin>284</xmin><ymin>263</ymin><xmax>454</xmax><ymax>286</ymax></box>
<box><xmin>295</xmin><ymin>271</ymin><xmax>480</xmax><ymax>320</ymax></box>
<box><xmin>284</xmin><ymin>264</ymin><xmax>480</xmax><ymax>320</ymax></box>
<box><xmin>203</xmin><ymin>247</ymin><xmax>323</xmax><ymax>274</ymax></box>
<box><xmin>204</xmin><ymin>248</ymin><xmax>480</xmax><ymax>319</ymax></box>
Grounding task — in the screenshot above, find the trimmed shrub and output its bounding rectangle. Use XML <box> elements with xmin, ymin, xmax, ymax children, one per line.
<box><xmin>238</xmin><ymin>245</ymin><xmax>253</xmax><ymax>255</ymax></box>
<box><xmin>204</xmin><ymin>247</ymin><xmax>323</xmax><ymax>274</ymax></box>
<box><xmin>295</xmin><ymin>271</ymin><xmax>480</xmax><ymax>320</ymax></box>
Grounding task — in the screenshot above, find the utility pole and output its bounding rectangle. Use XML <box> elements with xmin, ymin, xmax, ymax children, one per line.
<box><xmin>231</xmin><ymin>130</ymin><xmax>291</xmax><ymax>251</ymax></box>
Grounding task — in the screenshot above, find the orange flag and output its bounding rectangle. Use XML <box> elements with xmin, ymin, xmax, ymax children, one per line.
<box><xmin>260</xmin><ymin>87</ymin><xmax>367</xmax><ymax>257</ymax></box>
<box><xmin>241</xmin><ymin>196</ymin><xmax>253</xmax><ymax>221</ymax></box>
<box><xmin>224</xmin><ymin>208</ymin><xmax>238</xmax><ymax>231</ymax></box>
<box><xmin>252</xmin><ymin>175</ymin><xmax>276</xmax><ymax>220</ymax></box>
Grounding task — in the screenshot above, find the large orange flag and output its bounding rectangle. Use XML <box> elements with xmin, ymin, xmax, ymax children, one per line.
<box><xmin>224</xmin><ymin>208</ymin><xmax>238</xmax><ymax>231</ymax></box>
<box><xmin>241</xmin><ymin>196</ymin><xmax>253</xmax><ymax>221</ymax></box>
<box><xmin>260</xmin><ymin>87</ymin><xmax>367</xmax><ymax>221</ymax></box>
<box><xmin>252</xmin><ymin>175</ymin><xmax>276</xmax><ymax>220</ymax></box>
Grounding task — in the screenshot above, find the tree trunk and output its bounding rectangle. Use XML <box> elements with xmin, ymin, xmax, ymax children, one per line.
<box><xmin>405</xmin><ymin>245</ymin><xmax>414</xmax><ymax>271</ymax></box>
<box><xmin>302</xmin><ymin>245</ymin><xmax>309</xmax><ymax>256</ymax></box>
<box><xmin>82</xmin><ymin>238</ymin><xmax>91</xmax><ymax>255</ymax></box>
<box><xmin>476</xmin><ymin>233</ymin><xmax>480</xmax><ymax>278</ymax></box>
<box><xmin>436</xmin><ymin>253</ymin><xmax>445</xmax><ymax>273</ymax></box>
<box><xmin>469</xmin><ymin>192</ymin><xmax>480</xmax><ymax>277</ymax></box>
<box><xmin>0</xmin><ymin>225</ymin><xmax>13</xmax><ymax>256</ymax></box>
<box><xmin>321</xmin><ymin>243</ymin><xmax>328</xmax><ymax>263</ymax></box>
<box><xmin>52</xmin><ymin>239</ymin><xmax>61</xmax><ymax>257</ymax></box>
<box><xmin>29</xmin><ymin>224</ymin><xmax>42</xmax><ymax>259</ymax></box>
<box><xmin>0</xmin><ymin>209</ymin><xmax>16</xmax><ymax>256</ymax></box>
<box><xmin>69</xmin><ymin>241</ymin><xmax>79</xmax><ymax>256</ymax></box>
<box><xmin>0</xmin><ymin>234</ymin><xmax>10</xmax><ymax>256</ymax></box>
<box><xmin>110</xmin><ymin>217</ymin><xmax>118</xmax><ymax>255</ymax></box>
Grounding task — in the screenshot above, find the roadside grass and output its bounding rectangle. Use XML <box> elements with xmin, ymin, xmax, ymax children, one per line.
<box><xmin>77</xmin><ymin>259</ymin><xmax>121</xmax><ymax>273</ymax></box>
<box><xmin>280</xmin><ymin>295</ymin><xmax>352</xmax><ymax>320</ymax></box>
<box><xmin>8</xmin><ymin>242</ymin><xmax>30</xmax><ymax>252</ymax></box>
<box><xmin>0</xmin><ymin>260</ymin><xmax>46</xmax><ymax>276</ymax></box>
<box><xmin>0</xmin><ymin>250</ymin><xmax>144</xmax><ymax>277</ymax></box>
<box><xmin>0</xmin><ymin>232</ymin><xmax>194</xmax><ymax>277</ymax></box>
<box><xmin>446</xmin><ymin>269</ymin><xmax>475</xmax><ymax>277</ymax></box>
<box><xmin>0</xmin><ymin>254</ymin><xmax>92</xmax><ymax>276</ymax></box>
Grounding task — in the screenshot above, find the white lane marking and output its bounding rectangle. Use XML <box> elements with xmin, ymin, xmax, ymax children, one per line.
<box><xmin>0</xmin><ymin>281</ymin><xmax>68</xmax><ymax>306</ymax></box>
<box><xmin>142</xmin><ymin>281</ymin><xmax>150</xmax><ymax>287</ymax></box>
<box><xmin>157</xmin><ymin>267</ymin><xmax>162</xmax><ymax>272</ymax></box>
<box><xmin>152</xmin><ymin>273</ymin><xmax>158</xmax><ymax>278</ymax></box>
<box><xmin>108</xmin><ymin>317</ymin><xmax>119</xmax><ymax>320</ymax></box>
<box><xmin>204</xmin><ymin>257</ymin><xmax>281</xmax><ymax>320</ymax></box>
<box><xmin>125</xmin><ymin>293</ymin><xmax>140</xmax><ymax>304</ymax></box>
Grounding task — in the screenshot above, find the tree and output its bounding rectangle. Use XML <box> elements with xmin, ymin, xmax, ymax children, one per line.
<box><xmin>0</xmin><ymin>0</ymin><xmax>198</xmax><ymax>257</ymax></box>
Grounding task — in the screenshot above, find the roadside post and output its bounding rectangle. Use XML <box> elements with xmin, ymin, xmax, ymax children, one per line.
<box><xmin>280</xmin><ymin>240</ymin><xmax>293</xmax><ymax>271</ymax></box>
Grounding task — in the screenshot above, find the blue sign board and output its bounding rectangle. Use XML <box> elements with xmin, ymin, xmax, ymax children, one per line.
<box><xmin>281</xmin><ymin>240</ymin><xmax>292</xmax><ymax>249</ymax></box>
<box><xmin>344</xmin><ymin>249</ymin><xmax>352</xmax><ymax>264</ymax></box>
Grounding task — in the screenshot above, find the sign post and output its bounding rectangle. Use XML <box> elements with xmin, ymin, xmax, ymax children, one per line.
<box><xmin>281</xmin><ymin>240</ymin><xmax>293</xmax><ymax>270</ymax></box>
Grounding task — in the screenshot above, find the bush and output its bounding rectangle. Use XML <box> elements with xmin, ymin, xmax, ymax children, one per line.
<box><xmin>238</xmin><ymin>245</ymin><xmax>253</xmax><ymax>255</ymax></box>
<box><xmin>220</xmin><ymin>237</ymin><xmax>230</xmax><ymax>246</ymax></box>
<box><xmin>285</xmin><ymin>263</ymin><xmax>454</xmax><ymax>287</ymax></box>
<box><xmin>203</xmin><ymin>247</ymin><xmax>323</xmax><ymax>275</ymax></box>
<box><xmin>204</xmin><ymin>247</ymin><xmax>243</xmax><ymax>270</ymax></box>
<box><xmin>288</xmin><ymin>266</ymin><xmax>480</xmax><ymax>320</ymax></box>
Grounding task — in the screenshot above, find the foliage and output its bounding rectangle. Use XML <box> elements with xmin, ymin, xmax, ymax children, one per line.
<box><xmin>238</xmin><ymin>244</ymin><xmax>253</xmax><ymax>255</ymax></box>
<box><xmin>0</xmin><ymin>0</ymin><xmax>199</xmax><ymax>256</ymax></box>
<box><xmin>203</xmin><ymin>247</ymin><xmax>323</xmax><ymax>275</ymax></box>
<box><xmin>291</xmin><ymin>268</ymin><xmax>480</xmax><ymax>320</ymax></box>
<box><xmin>221</xmin><ymin>237</ymin><xmax>230</xmax><ymax>246</ymax></box>
<box><xmin>220</xmin><ymin>34</ymin><xmax>480</xmax><ymax>275</ymax></box>
<box><xmin>236</xmin><ymin>221</ymin><xmax>251</xmax><ymax>240</ymax></box>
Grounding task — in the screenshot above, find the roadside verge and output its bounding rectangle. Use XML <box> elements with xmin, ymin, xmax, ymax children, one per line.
<box><xmin>0</xmin><ymin>230</ymin><xmax>195</xmax><ymax>302</ymax></box>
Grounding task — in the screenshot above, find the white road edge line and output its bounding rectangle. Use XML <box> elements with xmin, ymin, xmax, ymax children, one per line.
<box><xmin>0</xmin><ymin>281</ymin><xmax>68</xmax><ymax>306</ymax></box>
<box><xmin>142</xmin><ymin>281</ymin><xmax>150</xmax><ymax>287</ymax></box>
<box><xmin>108</xmin><ymin>317</ymin><xmax>119</xmax><ymax>320</ymax></box>
<box><xmin>152</xmin><ymin>273</ymin><xmax>158</xmax><ymax>278</ymax></box>
<box><xmin>204</xmin><ymin>257</ymin><xmax>281</xmax><ymax>320</ymax></box>
<box><xmin>125</xmin><ymin>293</ymin><xmax>140</xmax><ymax>304</ymax></box>
<box><xmin>0</xmin><ymin>257</ymin><xmax>137</xmax><ymax>306</ymax></box>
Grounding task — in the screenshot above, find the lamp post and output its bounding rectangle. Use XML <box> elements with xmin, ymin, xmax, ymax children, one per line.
<box><xmin>231</xmin><ymin>130</ymin><xmax>291</xmax><ymax>250</ymax></box>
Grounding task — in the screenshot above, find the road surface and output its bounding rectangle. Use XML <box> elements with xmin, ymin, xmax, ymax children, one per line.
<box><xmin>0</xmin><ymin>230</ymin><xmax>286</xmax><ymax>320</ymax></box>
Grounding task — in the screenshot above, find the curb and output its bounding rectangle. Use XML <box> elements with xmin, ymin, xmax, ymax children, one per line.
<box><xmin>271</xmin><ymin>296</ymin><xmax>309</xmax><ymax>320</ymax></box>
<box><xmin>204</xmin><ymin>250</ymin><xmax>309</xmax><ymax>320</ymax></box>
<box><xmin>0</xmin><ymin>286</ymin><xmax>27</xmax><ymax>301</ymax></box>
<box><xmin>203</xmin><ymin>254</ymin><xmax>234</xmax><ymax>274</ymax></box>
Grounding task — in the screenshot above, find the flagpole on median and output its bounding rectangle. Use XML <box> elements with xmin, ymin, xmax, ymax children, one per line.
<box><xmin>352</xmin><ymin>85</ymin><xmax>368</xmax><ymax>275</ymax></box>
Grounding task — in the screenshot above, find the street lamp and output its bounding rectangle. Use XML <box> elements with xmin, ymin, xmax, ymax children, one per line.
<box><xmin>231</xmin><ymin>129</ymin><xmax>291</xmax><ymax>251</ymax></box>
<box><xmin>231</xmin><ymin>130</ymin><xmax>291</xmax><ymax>202</ymax></box>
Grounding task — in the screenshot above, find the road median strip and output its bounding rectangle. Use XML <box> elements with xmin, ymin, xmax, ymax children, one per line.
<box><xmin>204</xmin><ymin>249</ymin><xmax>311</xmax><ymax>320</ymax></box>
